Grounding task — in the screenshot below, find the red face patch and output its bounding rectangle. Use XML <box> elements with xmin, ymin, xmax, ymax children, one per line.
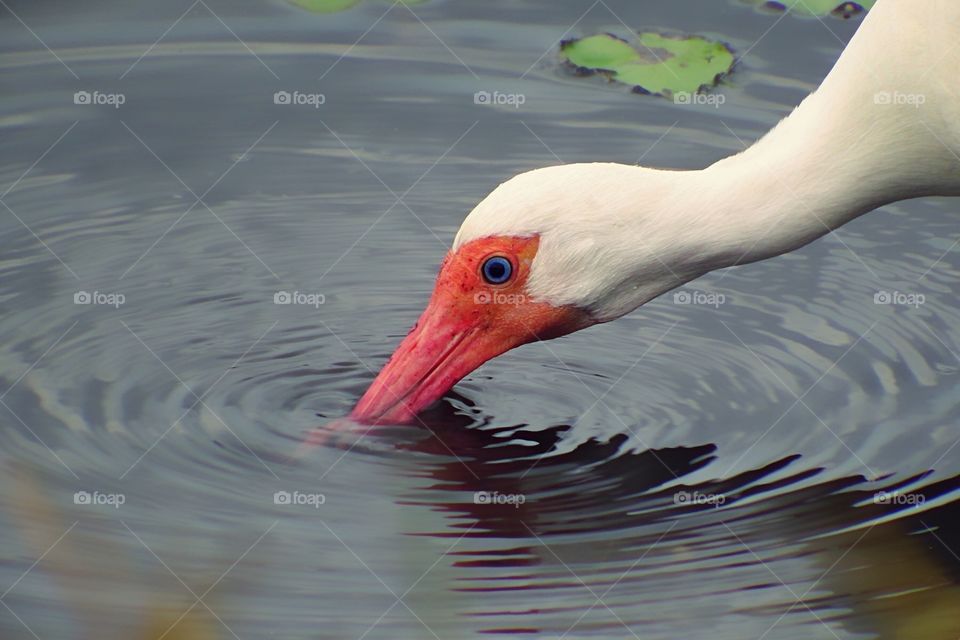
<box><xmin>433</xmin><ymin>236</ymin><xmax>539</xmax><ymax>319</ymax></box>
<box><xmin>349</xmin><ymin>235</ymin><xmax>593</xmax><ymax>425</ymax></box>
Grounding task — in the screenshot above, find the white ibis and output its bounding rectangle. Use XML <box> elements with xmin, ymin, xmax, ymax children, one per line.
<box><xmin>350</xmin><ymin>0</ymin><xmax>960</xmax><ymax>425</ymax></box>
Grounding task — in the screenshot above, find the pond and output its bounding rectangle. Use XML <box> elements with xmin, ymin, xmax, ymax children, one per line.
<box><xmin>1</xmin><ymin>0</ymin><xmax>958</xmax><ymax>638</ymax></box>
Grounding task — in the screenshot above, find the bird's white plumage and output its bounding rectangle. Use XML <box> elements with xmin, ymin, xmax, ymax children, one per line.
<box><xmin>454</xmin><ymin>0</ymin><xmax>960</xmax><ymax>321</ymax></box>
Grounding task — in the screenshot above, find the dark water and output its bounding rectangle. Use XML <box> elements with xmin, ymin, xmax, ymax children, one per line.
<box><xmin>1</xmin><ymin>0</ymin><xmax>959</xmax><ymax>638</ymax></box>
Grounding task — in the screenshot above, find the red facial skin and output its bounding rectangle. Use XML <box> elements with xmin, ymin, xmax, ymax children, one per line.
<box><xmin>349</xmin><ymin>236</ymin><xmax>593</xmax><ymax>425</ymax></box>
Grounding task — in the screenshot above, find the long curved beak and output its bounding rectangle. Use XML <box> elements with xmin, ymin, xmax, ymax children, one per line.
<box><xmin>348</xmin><ymin>237</ymin><xmax>593</xmax><ymax>426</ymax></box>
<box><xmin>350</xmin><ymin>290</ymin><xmax>521</xmax><ymax>425</ymax></box>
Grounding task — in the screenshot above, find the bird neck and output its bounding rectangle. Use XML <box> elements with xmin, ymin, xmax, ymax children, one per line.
<box><xmin>690</xmin><ymin>100</ymin><xmax>894</xmax><ymax>269</ymax></box>
<box><xmin>688</xmin><ymin>6</ymin><xmax>960</xmax><ymax>272</ymax></box>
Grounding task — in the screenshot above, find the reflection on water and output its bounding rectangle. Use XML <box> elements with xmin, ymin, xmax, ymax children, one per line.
<box><xmin>385</xmin><ymin>406</ymin><xmax>960</xmax><ymax>637</ymax></box>
<box><xmin>7</xmin><ymin>414</ymin><xmax>960</xmax><ymax>639</ymax></box>
<box><xmin>1</xmin><ymin>0</ymin><xmax>959</xmax><ymax>638</ymax></box>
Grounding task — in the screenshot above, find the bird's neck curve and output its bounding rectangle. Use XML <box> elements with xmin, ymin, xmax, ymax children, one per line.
<box><xmin>684</xmin><ymin>0</ymin><xmax>960</xmax><ymax>274</ymax></box>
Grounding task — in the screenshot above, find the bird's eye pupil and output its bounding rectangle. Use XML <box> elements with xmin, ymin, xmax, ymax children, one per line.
<box><xmin>482</xmin><ymin>256</ymin><xmax>513</xmax><ymax>284</ymax></box>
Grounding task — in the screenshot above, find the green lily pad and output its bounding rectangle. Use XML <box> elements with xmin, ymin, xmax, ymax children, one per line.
<box><xmin>291</xmin><ymin>0</ymin><xmax>361</xmax><ymax>12</ymax></box>
<box><xmin>560</xmin><ymin>32</ymin><xmax>734</xmax><ymax>96</ymax></box>
<box><xmin>738</xmin><ymin>0</ymin><xmax>874</xmax><ymax>18</ymax></box>
<box><xmin>290</xmin><ymin>0</ymin><xmax>427</xmax><ymax>13</ymax></box>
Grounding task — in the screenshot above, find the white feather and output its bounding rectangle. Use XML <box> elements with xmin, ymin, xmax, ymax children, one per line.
<box><xmin>454</xmin><ymin>0</ymin><xmax>960</xmax><ymax>321</ymax></box>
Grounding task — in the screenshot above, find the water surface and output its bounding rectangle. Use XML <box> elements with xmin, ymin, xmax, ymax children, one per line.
<box><xmin>1</xmin><ymin>0</ymin><xmax>959</xmax><ymax>638</ymax></box>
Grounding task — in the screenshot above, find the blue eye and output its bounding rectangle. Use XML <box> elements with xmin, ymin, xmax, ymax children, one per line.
<box><xmin>481</xmin><ymin>256</ymin><xmax>513</xmax><ymax>284</ymax></box>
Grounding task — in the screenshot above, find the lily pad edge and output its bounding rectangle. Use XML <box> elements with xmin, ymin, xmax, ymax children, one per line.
<box><xmin>559</xmin><ymin>32</ymin><xmax>736</xmax><ymax>98</ymax></box>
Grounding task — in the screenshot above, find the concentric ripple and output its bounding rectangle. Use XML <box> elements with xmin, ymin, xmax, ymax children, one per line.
<box><xmin>1</xmin><ymin>3</ymin><xmax>959</xmax><ymax>639</ymax></box>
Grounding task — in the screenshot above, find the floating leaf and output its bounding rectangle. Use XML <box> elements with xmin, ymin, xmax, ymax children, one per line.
<box><xmin>560</xmin><ymin>32</ymin><xmax>734</xmax><ymax>96</ymax></box>
<box><xmin>290</xmin><ymin>0</ymin><xmax>362</xmax><ymax>12</ymax></box>
<box><xmin>738</xmin><ymin>0</ymin><xmax>874</xmax><ymax>18</ymax></box>
<box><xmin>290</xmin><ymin>0</ymin><xmax>426</xmax><ymax>13</ymax></box>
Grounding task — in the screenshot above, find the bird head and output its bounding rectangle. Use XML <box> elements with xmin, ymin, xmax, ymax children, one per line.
<box><xmin>350</xmin><ymin>162</ymin><xmax>708</xmax><ymax>425</ymax></box>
